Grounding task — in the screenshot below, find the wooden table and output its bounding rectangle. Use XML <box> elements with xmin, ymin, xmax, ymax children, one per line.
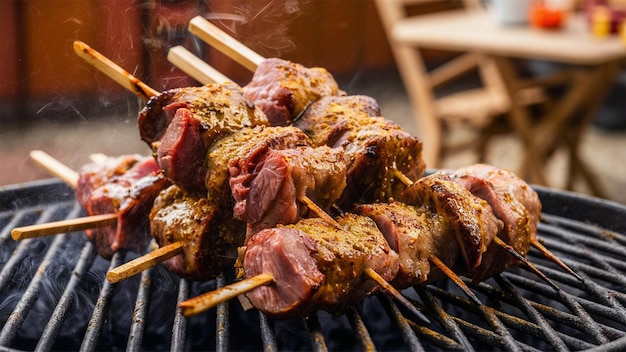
<box><xmin>392</xmin><ymin>9</ymin><xmax>626</xmax><ymax>196</ymax></box>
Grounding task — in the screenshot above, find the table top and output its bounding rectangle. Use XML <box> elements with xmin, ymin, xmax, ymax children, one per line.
<box><xmin>392</xmin><ymin>9</ymin><xmax>626</xmax><ymax>65</ymax></box>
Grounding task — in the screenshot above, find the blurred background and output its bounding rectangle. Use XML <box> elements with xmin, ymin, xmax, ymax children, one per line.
<box><xmin>0</xmin><ymin>0</ymin><xmax>624</xmax><ymax>203</ymax></box>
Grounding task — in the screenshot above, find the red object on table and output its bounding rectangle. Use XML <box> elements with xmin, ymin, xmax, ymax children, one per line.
<box><xmin>530</xmin><ymin>3</ymin><xmax>565</xmax><ymax>29</ymax></box>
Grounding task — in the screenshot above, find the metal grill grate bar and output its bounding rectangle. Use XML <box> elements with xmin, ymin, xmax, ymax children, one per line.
<box><xmin>259</xmin><ymin>310</ymin><xmax>277</xmax><ymax>351</ymax></box>
<box><xmin>378</xmin><ymin>294</ymin><xmax>425</xmax><ymax>351</ymax></box>
<box><xmin>414</xmin><ymin>285</ymin><xmax>472</xmax><ymax>351</ymax></box>
<box><xmin>216</xmin><ymin>275</ymin><xmax>229</xmax><ymax>351</ymax></box>
<box><xmin>36</xmin><ymin>239</ymin><xmax>97</xmax><ymax>351</ymax></box>
<box><xmin>171</xmin><ymin>279</ymin><xmax>188</xmax><ymax>351</ymax></box>
<box><xmin>0</xmin><ymin>234</ymin><xmax>69</xmax><ymax>346</ymax></box>
<box><xmin>127</xmin><ymin>267</ymin><xmax>153</xmax><ymax>350</ymax></box>
<box><xmin>304</xmin><ymin>313</ymin><xmax>328</xmax><ymax>351</ymax></box>
<box><xmin>345</xmin><ymin>306</ymin><xmax>375</xmax><ymax>351</ymax></box>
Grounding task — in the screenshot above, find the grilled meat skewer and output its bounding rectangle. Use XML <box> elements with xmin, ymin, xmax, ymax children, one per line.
<box><xmin>138</xmin><ymin>82</ymin><xmax>269</xmax><ymax>194</ymax></box>
<box><xmin>243</xmin><ymin>214</ymin><xmax>399</xmax><ymax>319</ymax></box>
<box><xmin>242</xmin><ymin>58</ymin><xmax>345</xmax><ymax>126</ymax></box>
<box><xmin>76</xmin><ymin>154</ymin><xmax>171</xmax><ymax>258</ymax></box>
<box><xmin>229</xmin><ymin>145</ymin><xmax>347</xmax><ymax>236</ymax></box>
<box><xmin>294</xmin><ymin>95</ymin><xmax>427</xmax><ymax>208</ymax></box>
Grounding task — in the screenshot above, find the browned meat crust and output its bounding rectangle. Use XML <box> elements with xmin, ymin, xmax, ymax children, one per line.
<box><xmin>77</xmin><ymin>155</ymin><xmax>171</xmax><ymax>258</ymax></box>
<box><xmin>150</xmin><ymin>185</ymin><xmax>245</xmax><ymax>281</ymax></box>
<box><xmin>244</xmin><ymin>214</ymin><xmax>399</xmax><ymax>319</ymax></box>
<box><xmin>243</xmin><ymin>58</ymin><xmax>344</xmax><ymax>126</ymax></box>
<box><xmin>355</xmin><ymin>201</ymin><xmax>453</xmax><ymax>288</ymax></box>
<box><xmin>401</xmin><ymin>173</ymin><xmax>503</xmax><ymax>272</ymax></box>
<box><xmin>229</xmin><ymin>146</ymin><xmax>347</xmax><ymax>235</ymax></box>
<box><xmin>137</xmin><ymin>82</ymin><xmax>269</xmax><ymax>193</ymax></box>
<box><xmin>451</xmin><ymin>164</ymin><xmax>539</xmax><ymax>283</ymax></box>
<box><xmin>205</xmin><ymin>126</ymin><xmax>310</xmax><ymax>208</ymax></box>
<box><xmin>295</xmin><ymin>96</ymin><xmax>426</xmax><ymax>208</ymax></box>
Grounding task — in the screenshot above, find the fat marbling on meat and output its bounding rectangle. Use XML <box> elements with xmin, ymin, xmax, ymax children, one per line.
<box><xmin>76</xmin><ymin>154</ymin><xmax>171</xmax><ymax>258</ymax></box>
<box><xmin>229</xmin><ymin>145</ymin><xmax>347</xmax><ymax>236</ymax></box>
<box><xmin>243</xmin><ymin>58</ymin><xmax>344</xmax><ymax>126</ymax></box>
<box><xmin>243</xmin><ymin>214</ymin><xmax>399</xmax><ymax>319</ymax></box>
<box><xmin>137</xmin><ymin>82</ymin><xmax>269</xmax><ymax>193</ymax></box>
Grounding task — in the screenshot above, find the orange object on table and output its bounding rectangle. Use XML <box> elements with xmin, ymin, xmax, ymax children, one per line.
<box><xmin>530</xmin><ymin>3</ymin><xmax>566</xmax><ymax>29</ymax></box>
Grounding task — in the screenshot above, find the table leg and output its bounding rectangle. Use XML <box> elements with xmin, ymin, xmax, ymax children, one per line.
<box><xmin>522</xmin><ymin>61</ymin><xmax>621</xmax><ymax>196</ymax></box>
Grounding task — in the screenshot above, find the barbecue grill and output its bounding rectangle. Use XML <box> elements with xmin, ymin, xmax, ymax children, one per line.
<box><xmin>1</xmin><ymin>178</ymin><xmax>625</xmax><ymax>351</ymax></box>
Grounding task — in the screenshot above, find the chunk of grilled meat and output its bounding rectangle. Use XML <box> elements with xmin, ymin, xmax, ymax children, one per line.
<box><xmin>243</xmin><ymin>58</ymin><xmax>344</xmax><ymax>126</ymax></box>
<box><xmin>295</xmin><ymin>96</ymin><xmax>426</xmax><ymax>208</ymax></box>
<box><xmin>449</xmin><ymin>164</ymin><xmax>539</xmax><ymax>283</ymax></box>
<box><xmin>355</xmin><ymin>201</ymin><xmax>453</xmax><ymax>288</ymax></box>
<box><xmin>150</xmin><ymin>185</ymin><xmax>245</xmax><ymax>281</ymax></box>
<box><xmin>294</xmin><ymin>95</ymin><xmax>381</xmax><ymax>146</ymax></box>
<box><xmin>205</xmin><ymin>125</ymin><xmax>310</xmax><ymax>208</ymax></box>
<box><xmin>401</xmin><ymin>173</ymin><xmax>503</xmax><ymax>272</ymax></box>
<box><xmin>138</xmin><ymin>82</ymin><xmax>269</xmax><ymax>193</ymax></box>
<box><xmin>77</xmin><ymin>155</ymin><xmax>171</xmax><ymax>258</ymax></box>
<box><xmin>244</xmin><ymin>214</ymin><xmax>399</xmax><ymax>319</ymax></box>
<box><xmin>229</xmin><ymin>145</ymin><xmax>347</xmax><ymax>236</ymax></box>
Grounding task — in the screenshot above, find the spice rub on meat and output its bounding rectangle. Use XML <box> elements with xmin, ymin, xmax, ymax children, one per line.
<box><xmin>243</xmin><ymin>214</ymin><xmax>399</xmax><ymax>319</ymax></box>
<box><xmin>355</xmin><ymin>201</ymin><xmax>451</xmax><ymax>288</ymax></box>
<box><xmin>295</xmin><ymin>95</ymin><xmax>426</xmax><ymax>208</ymax></box>
<box><xmin>229</xmin><ymin>145</ymin><xmax>347</xmax><ymax>235</ymax></box>
<box><xmin>77</xmin><ymin>154</ymin><xmax>171</xmax><ymax>258</ymax></box>
<box><xmin>138</xmin><ymin>82</ymin><xmax>269</xmax><ymax>193</ymax></box>
<box><xmin>401</xmin><ymin>173</ymin><xmax>503</xmax><ymax>273</ymax></box>
<box><xmin>150</xmin><ymin>185</ymin><xmax>245</xmax><ymax>281</ymax></box>
<box><xmin>205</xmin><ymin>125</ymin><xmax>310</xmax><ymax>207</ymax></box>
<box><xmin>449</xmin><ymin>164</ymin><xmax>540</xmax><ymax>283</ymax></box>
<box><xmin>243</xmin><ymin>58</ymin><xmax>345</xmax><ymax>126</ymax></box>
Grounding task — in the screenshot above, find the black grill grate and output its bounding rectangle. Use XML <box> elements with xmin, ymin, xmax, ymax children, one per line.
<box><xmin>1</xmin><ymin>179</ymin><xmax>626</xmax><ymax>351</ymax></box>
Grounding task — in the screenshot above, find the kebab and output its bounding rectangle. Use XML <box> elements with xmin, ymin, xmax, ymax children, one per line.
<box><xmin>71</xmin><ymin>42</ymin><xmax>351</xmax><ymax>281</ymax></box>
<box><xmin>178</xmin><ymin>166</ymin><xmax>544</xmax><ymax>319</ymax></box>
<box><xmin>30</xmin><ymin>39</ymin><xmax>572</xmax><ymax>294</ymax></box>
<box><xmin>177</xmin><ymin>16</ymin><xmax>581</xmax><ymax>279</ymax></box>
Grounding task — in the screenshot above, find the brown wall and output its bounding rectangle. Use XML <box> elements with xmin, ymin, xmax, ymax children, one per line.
<box><xmin>0</xmin><ymin>0</ymin><xmax>396</xmax><ymax>119</ymax></box>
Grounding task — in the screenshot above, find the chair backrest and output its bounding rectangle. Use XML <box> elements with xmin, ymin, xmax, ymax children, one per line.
<box><xmin>375</xmin><ymin>0</ymin><xmax>510</xmax><ymax>167</ymax></box>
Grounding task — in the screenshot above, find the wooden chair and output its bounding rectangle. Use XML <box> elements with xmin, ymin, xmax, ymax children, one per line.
<box><xmin>375</xmin><ymin>0</ymin><xmax>543</xmax><ymax>168</ymax></box>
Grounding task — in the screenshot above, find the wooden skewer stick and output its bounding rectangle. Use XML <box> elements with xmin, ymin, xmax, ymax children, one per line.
<box><xmin>429</xmin><ymin>255</ymin><xmax>483</xmax><ymax>306</ymax></box>
<box><xmin>179</xmin><ymin>272</ymin><xmax>274</xmax><ymax>317</ymax></box>
<box><xmin>188</xmin><ymin>16</ymin><xmax>265</xmax><ymax>72</ymax></box>
<box><xmin>531</xmin><ymin>238</ymin><xmax>583</xmax><ymax>282</ymax></box>
<box><xmin>167</xmin><ymin>45</ymin><xmax>230</xmax><ymax>85</ymax></box>
<box><xmin>11</xmin><ymin>213</ymin><xmax>118</xmax><ymax>241</ymax></box>
<box><xmin>107</xmin><ymin>242</ymin><xmax>185</xmax><ymax>283</ymax></box>
<box><xmin>298</xmin><ymin>195</ymin><xmax>343</xmax><ymax>231</ymax></box>
<box><xmin>30</xmin><ymin>150</ymin><xmax>79</xmax><ymax>188</ymax></box>
<box><xmin>72</xmin><ymin>42</ymin><xmax>347</xmax><ymax>283</ymax></box>
<box><xmin>364</xmin><ymin>268</ymin><xmax>430</xmax><ymax>324</ymax></box>
<box><xmin>9</xmin><ymin>151</ymin><xmax>120</xmax><ymax>241</ymax></box>
<box><xmin>392</xmin><ymin>165</ymin><xmax>414</xmax><ymax>187</ymax></box>
<box><xmin>89</xmin><ymin>153</ymin><xmax>110</xmax><ymax>164</ymax></box>
<box><xmin>492</xmin><ymin>236</ymin><xmax>560</xmax><ymax>291</ymax></box>
<box><xmin>73</xmin><ymin>40</ymin><xmax>159</xmax><ymax>100</ymax></box>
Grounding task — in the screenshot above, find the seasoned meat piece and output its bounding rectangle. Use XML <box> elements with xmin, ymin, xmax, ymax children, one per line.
<box><xmin>205</xmin><ymin>126</ymin><xmax>310</xmax><ymax>207</ymax></box>
<box><xmin>294</xmin><ymin>95</ymin><xmax>381</xmax><ymax>146</ymax></box>
<box><xmin>150</xmin><ymin>185</ymin><xmax>245</xmax><ymax>281</ymax></box>
<box><xmin>77</xmin><ymin>155</ymin><xmax>171</xmax><ymax>258</ymax></box>
<box><xmin>401</xmin><ymin>173</ymin><xmax>503</xmax><ymax>272</ymax></box>
<box><xmin>355</xmin><ymin>201</ymin><xmax>454</xmax><ymax>288</ymax></box>
<box><xmin>229</xmin><ymin>146</ymin><xmax>347</xmax><ymax>235</ymax></box>
<box><xmin>137</xmin><ymin>82</ymin><xmax>269</xmax><ymax>192</ymax></box>
<box><xmin>76</xmin><ymin>154</ymin><xmax>143</xmax><ymax>206</ymax></box>
<box><xmin>243</xmin><ymin>58</ymin><xmax>344</xmax><ymax>126</ymax></box>
<box><xmin>451</xmin><ymin>164</ymin><xmax>538</xmax><ymax>283</ymax></box>
<box><xmin>244</xmin><ymin>214</ymin><xmax>399</xmax><ymax>319</ymax></box>
<box><xmin>295</xmin><ymin>96</ymin><xmax>426</xmax><ymax>208</ymax></box>
<box><xmin>456</xmin><ymin>164</ymin><xmax>541</xmax><ymax>226</ymax></box>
